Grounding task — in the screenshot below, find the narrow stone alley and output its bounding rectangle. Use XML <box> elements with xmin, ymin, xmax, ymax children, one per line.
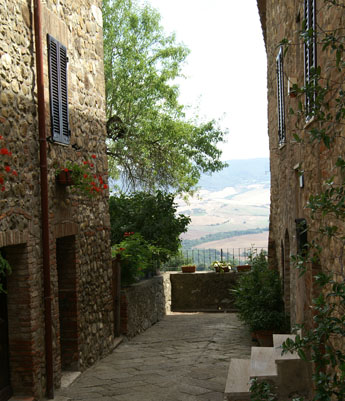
<box><xmin>55</xmin><ymin>313</ymin><xmax>252</xmax><ymax>401</ymax></box>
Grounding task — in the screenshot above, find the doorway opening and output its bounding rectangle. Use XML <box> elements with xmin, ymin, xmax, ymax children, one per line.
<box><xmin>0</xmin><ymin>249</ymin><xmax>12</xmax><ymax>401</ymax></box>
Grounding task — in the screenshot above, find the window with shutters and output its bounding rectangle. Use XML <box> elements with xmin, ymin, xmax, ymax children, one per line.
<box><xmin>276</xmin><ymin>46</ymin><xmax>285</xmax><ymax>145</ymax></box>
<box><xmin>304</xmin><ymin>0</ymin><xmax>317</xmax><ymax>121</ymax></box>
<box><xmin>47</xmin><ymin>34</ymin><xmax>70</xmax><ymax>145</ymax></box>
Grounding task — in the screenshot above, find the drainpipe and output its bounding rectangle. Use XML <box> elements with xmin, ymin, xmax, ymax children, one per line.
<box><xmin>33</xmin><ymin>0</ymin><xmax>54</xmax><ymax>398</ymax></box>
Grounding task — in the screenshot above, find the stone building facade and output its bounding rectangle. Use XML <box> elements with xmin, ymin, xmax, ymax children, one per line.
<box><xmin>0</xmin><ymin>0</ymin><xmax>114</xmax><ymax>399</ymax></box>
<box><xmin>257</xmin><ymin>0</ymin><xmax>344</xmax><ymax>330</ymax></box>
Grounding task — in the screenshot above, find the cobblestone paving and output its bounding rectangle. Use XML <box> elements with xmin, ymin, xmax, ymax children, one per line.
<box><xmin>56</xmin><ymin>313</ymin><xmax>252</xmax><ymax>401</ymax></box>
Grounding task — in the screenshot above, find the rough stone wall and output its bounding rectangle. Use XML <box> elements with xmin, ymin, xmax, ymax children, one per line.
<box><xmin>170</xmin><ymin>272</ymin><xmax>238</xmax><ymax>312</ymax></box>
<box><xmin>120</xmin><ymin>277</ymin><xmax>166</xmax><ymax>338</ymax></box>
<box><xmin>258</xmin><ymin>0</ymin><xmax>345</xmax><ymax>329</ymax></box>
<box><xmin>0</xmin><ymin>0</ymin><xmax>113</xmax><ymax>398</ymax></box>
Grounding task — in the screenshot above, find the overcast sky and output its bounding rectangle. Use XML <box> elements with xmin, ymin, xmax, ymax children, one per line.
<box><xmin>145</xmin><ymin>0</ymin><xmax>269</xmax><ymax>161</ymax></box>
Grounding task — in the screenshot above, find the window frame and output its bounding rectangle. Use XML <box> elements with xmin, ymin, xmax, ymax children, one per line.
<box><xmin>276</xmin><ymin>46</ymin><xmax>286</xmax><ymax>146</ymax></box>
<box><xmin>47</xmin><ymin>34</ymin><xmax>71</xmax><ymax>145</ymax></box>
<box><xmin>304</xmin><ymin>0</ymin><xmax>317</xmax><ymax>121</ymax></box>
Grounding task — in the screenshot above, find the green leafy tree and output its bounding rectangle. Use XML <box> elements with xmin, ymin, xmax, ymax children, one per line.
<box><xmin>103</xmin><ymin>0</ymin><xmax>227</xmax><ymax>194</ymax></box>
<box><xmin>114</xmin><ymin>233</ymin><xmax>160</xmax><ymax>285</ymax></box>
<box><xmin>109</xmin><ymin>191</ymin><xmax>191</xmax><ymax>263</ymax></box>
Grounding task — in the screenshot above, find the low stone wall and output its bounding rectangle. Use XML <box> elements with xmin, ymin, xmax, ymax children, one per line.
<box><xmin>170</xmin><ymin>271</ymin><xmax>239</xmax><ymax>312</ymax></box>
<box><xmin>119</xmin><ymin>271</ymin><xmax>240</xmax><ymax>338</ymax></box>
<box><xmin>120</xmin><ymin>276</ymin><xmax>166</xmax><ymax>338</ymax></box>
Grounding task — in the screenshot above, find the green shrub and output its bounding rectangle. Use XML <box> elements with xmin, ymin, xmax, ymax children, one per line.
<box><xmin>233</xmin><ymin>251</ymin><xmax>289</xmax><ymax>332</ymax></box>
<box><xmin>114</xmin><ymin>232</ymin><xmax>162</xmax><ymax>286</ymax></box>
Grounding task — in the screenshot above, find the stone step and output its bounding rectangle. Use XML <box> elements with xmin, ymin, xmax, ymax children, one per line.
<box><xmin>250</xmin><ymin>346</ymin><xmax>277</xmax><ymax>380</ymax></box>
<box><xmin>224</xmin><ymin>358</ymin><xmax>251</xmax><ymax>401</ymax></box>
<box><xmin>273</xmin><ymin>333</ymin><xmax>296</xmax><ymax>348</ymax></box>
<box><xmin>225</xmin><ymin>334</ymin><xmax>310</xmax><ymax>401</ymax></box>
<box><xmin>273</xmin><ymin>334</ymin><xmax>299</xmax><ymax>362</ymax></box>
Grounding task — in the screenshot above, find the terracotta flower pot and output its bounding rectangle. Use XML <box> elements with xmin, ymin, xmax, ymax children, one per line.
<box><xmin>255</xmin><ymin>330</ymin><xmax>274</xmax><ymax>347</ymax></box>
<box><xmin>181</xmin><ymin>265</ymin><xmax>196</xmax><ymax>273</ymax></box>
<box><xmin>56</xmin><ymin>170</ymin><xmax>74</xmax><ymax>186</ymax></box>
<box><xmin>214</xmin><ymin>266</ymin><xmax>230</xmax><ymax>273</ymax></box>
<box><xmin>236</xmin><ymin>265</ymin><xmax>252</xmax><ymax>272</ymax></box>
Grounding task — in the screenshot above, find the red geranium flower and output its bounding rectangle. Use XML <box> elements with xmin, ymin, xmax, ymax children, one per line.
<box><xmin>1</xmin><ymin>148</ymin><xmax>11</xmax><ymax>155</ymax></box>
<box><xmin>91</xmin><ymin>154</ymin><xmax>96</xmax><ymax>159</ymax></box>
<box><xmin>4</xmin><ymin>166</ymin><xmax>11</xmax><ymax>173</ymax></box>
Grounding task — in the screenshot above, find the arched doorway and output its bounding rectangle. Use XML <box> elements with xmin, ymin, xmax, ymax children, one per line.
<box><xmin>283</xmin><ymin>230</ymin><xmax>291</xmax><ymax>316</ymax></box>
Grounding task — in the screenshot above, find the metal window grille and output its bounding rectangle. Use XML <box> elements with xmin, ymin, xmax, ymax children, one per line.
<box><xmin>48</xmin><ymin>34</ymin><xmax>71</xmax><ymax>145</ymax></box>
<box><xmin>304</xmin><ymin>0</ymin><xmax>317</xmax><ymax>120</ymax></box>
<box><xmin>276</xmin><ymin>46</ymin><xmax>285</xmax><ymax>145</ymax></box>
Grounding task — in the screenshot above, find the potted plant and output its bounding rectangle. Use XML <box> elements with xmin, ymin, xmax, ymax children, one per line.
<box><xmin>55</xmin><ymin>155</ymin><xmax>107</xmax><ymax>197</ymax></box>
<box><xmin>211</xmin><ymin>260</ymin><xmax>232</xmax><ymax>273</ymax></box>
<box><xmin>232</xmin><ymin>251</ymin><xmax>289</xmax><ymax>346</ymax></box>
<box><xmin>0</xmin><ymin>252</ymin><xmax>11</xmax><ymax>294</ymax></box>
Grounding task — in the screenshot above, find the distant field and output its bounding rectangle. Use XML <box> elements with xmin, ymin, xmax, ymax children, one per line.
<box><xmin>176</xmin><ymin>166</ymin><xmax>270</xmax><ymax>244</ymax></box>
<box><xmin>193</xmin><ymin>232</ymin><xmax>269</xmax><ymax>250</ymax></box>
<box><xmin>181</xmin><ymin>213</ymin><xmax>269</xmax><ymax>240</ymax></box>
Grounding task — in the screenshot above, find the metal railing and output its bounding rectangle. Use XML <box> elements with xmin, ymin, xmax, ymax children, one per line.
<box><xmin>163</xmin><ymin>247</ymin><xmax>268</xmax><ymax>271</ymax></box>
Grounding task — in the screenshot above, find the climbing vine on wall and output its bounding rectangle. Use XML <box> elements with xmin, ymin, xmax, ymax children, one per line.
<box><xmin>251</xmin><ymin>1</ymin><xmax>345</xmax><ymax>400</ymax></box>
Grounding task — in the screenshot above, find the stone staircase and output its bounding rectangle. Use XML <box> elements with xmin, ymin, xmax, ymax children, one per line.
<box><xmin>224</xmin><ymin>334</ymin><xmax>311</xmax><ymax>401</ymax></box>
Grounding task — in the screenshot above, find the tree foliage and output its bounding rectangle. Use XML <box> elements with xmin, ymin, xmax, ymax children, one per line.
<box><xmin>103</xmin><ymin>0</ymin><xmax>227</xmax><ymax>194</ymax></box>
<box><xmin>109</xmin><ymin>191</ymin><xmax>191</xmax><ymax>261</ymax></box>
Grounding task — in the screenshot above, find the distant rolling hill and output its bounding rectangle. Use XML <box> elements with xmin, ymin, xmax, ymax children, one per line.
<box><xmin>197</xmin><ymin>158</ymin><xmax>270</xmax><ymax>191</ymax></box>
<box><xmin>177</xmin><ymin>158</ymin><xmax>270</xmax><ymax>249</ymax></box>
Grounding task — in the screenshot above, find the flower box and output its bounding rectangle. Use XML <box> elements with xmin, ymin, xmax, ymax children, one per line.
<box><xmin>236</xmin><ymin>264</ymin><xmax>252</xmax><ymax>272</ymax></box>
<box><xmin>181</xmin><ymin>265</ymin><xmax>196</xmax><ymax>273</ymax></box>
<box><xmin>56</xmin><ymin>170</ymin><xmax>74</xmax><ymax>186</ymax></box>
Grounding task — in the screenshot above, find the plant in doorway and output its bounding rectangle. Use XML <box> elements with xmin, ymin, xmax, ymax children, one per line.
<box><xmin>0</xmin><ymin>253</ymin><xmax>11</xmax><ymax>294</ymax></box>
<box><xmin>232</xmin><ymin>250</ymin><xmax>289</xmax><ymax>346</ymax></box>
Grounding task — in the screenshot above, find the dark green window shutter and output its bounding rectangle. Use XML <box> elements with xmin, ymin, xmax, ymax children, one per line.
<box><xmin>48</xmin><ymin>34</ymin><xmax>70</xmax><ymax>145</ymax></box>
